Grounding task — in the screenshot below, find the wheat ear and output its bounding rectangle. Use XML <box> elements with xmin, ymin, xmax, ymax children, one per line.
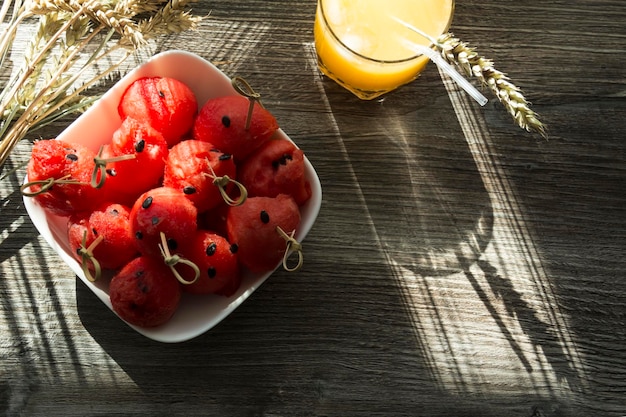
<box><xmin>435</xmin><ymin>32</ymin><xmax>547</xmax><ymax>139</ymax></box>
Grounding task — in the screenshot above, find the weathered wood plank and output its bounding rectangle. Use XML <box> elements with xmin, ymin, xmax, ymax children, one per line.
<box><xmin>1</xmin><ymin>1</ymin><xmax>625</xmax><ymax>416</ymax></box>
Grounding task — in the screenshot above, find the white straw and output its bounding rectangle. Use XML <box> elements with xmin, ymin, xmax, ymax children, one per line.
<box><xmin>392</xmin><ymin>16</ymin><xmax>488</xmax><ymax>107</ymax></box>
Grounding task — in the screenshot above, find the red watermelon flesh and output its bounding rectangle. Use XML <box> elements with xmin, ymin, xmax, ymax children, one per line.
<box><xmin>26</xmin><ymin>139</ymin><xmax>105</xmax><ymax>217</ymax></box>
<box><xmin>109</xmin><ymin>255</ymin><xmax>182</xmax><ymax>327</ymax></box>
<box><xmin>68</xmin><ymin>203</ymin><xmax>138</xmax><ymax>271</ymax></box>
<box><xmin>192</xmin><ymin>95</ymin><xmax>279</xmax><ymax>161</ymax></box>
<box><xmin>99</xmin><ymin>118</ymin><xmax>169</xmax><ymax>205</ymax></box>
<box><xmin>226</xmin><ymin>194</ymin><xmax>300</xmax><ymax>273</ymax></box>
<box><xmin>163</xmin><ymin>139</ymin><xmax>236</xmax><ymax>213</ymax></box>
<box><xmin>87</xmin><ymin>203</ymin><xmax>138</xmax><ymax>270</ymax></box>
<box><xmin>68</xmin><ymin>212</ymin><xmax>93</xmax><ymax>265</ymax></box>
<box><xmin>118</xmin><ymin>76</ymin><xmax>197</xmax><ymax>147</ymax></box>
<box><xmin>179</xmin><ymin>230</ymin><xmax>240</xmax><ymax>296</ymax></box>
<box><xmin>238</xmin><ymin>138</ymin><xmax>312</xmax><ymax>206</ymax></box>
<box><xmin>130</xmin><ymin>187</ymin><xmax>198</xmax><ymax>258</ymax></box>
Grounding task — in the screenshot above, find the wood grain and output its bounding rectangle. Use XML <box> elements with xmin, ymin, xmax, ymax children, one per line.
<box><xmin>1</xmin><ymin>1</ymin><xmax>625</xmax><ymax>416</ymax></box>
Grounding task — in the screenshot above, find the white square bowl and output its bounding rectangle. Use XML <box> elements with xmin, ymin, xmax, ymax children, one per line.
<box><xmin>23</xmin><ymin>50</ymin><xmax>322</xmax><ymax>343</ymax></box>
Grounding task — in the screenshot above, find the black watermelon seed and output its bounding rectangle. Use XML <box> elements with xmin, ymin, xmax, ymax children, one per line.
<box><xmin>111</xmin><ymin>209</ymin><xmax>119</xmax><ymax>216</ymax></box>
<box><xmin>138</xmin><ymin>281</ymin><xmax>149</xmax><ymax>293</ymax></box>
<box><xmin>158</xmin><ymin>90</ymin><xmax>165</xmax><ymax>98</ymax></box>
<box><xmin>273</xmin><ymin>154</ymin><xmax>292</xmax><ymax>169</ymax></box>
<box><xmin>219</xmin><ymin>153</ymin><xmax>232</xmax><ymax>161</ymax></box>
<box><xmin>183</xmin><ymin>186</ymin><xmax>196</xmax><ymax>195</ymax></box>
<box><xmin>134</xmin><ymin>139</ymin><xmax>146</xmax><ymax>153</ymax></box>
<box><xmin>66</xmin><ymin>153</ymin><xmax>78</xmax><ymax>161</ymax></box>
<box><xmin>92</xmin><ymin>228</ymin><xmax>98</xmax><ymax>236</ymax></box>
<box><xmin>151</xmin><ymin>216</ymin><xmax>159</xmax><ymax>225</ymax></box>
<box><xmin>135</xmin><ymin>231</ymin><xmax>143</xmax><ymax>240</ymax></box>
<box><xmin>167</xmin><ymin>239</ymin><xmax>178</xmax><ymax>250</ymax></box>
<box><xmin>207</xmin><ymin>267</ymin><xmax>217</xmax><ymax>278</ymax></box>
<box><xmin>142</xmin><ymin>196</ymin><xmax>153</xmax><ymax>209</ymax></box>
<box><xmin>206</xmin><ymin>242</ymin><xmax>217</xmax><ymax>256</ymax></box>
<box><xmin>221</xmin><ymin>115</ymin><xmax>231</xmax><ymax>128</ymax></box>
<box><xmin>106</xmin><ymin>168</ymin><xmax>117</xmax><ymax>177</ymax></box>
<box><xmin>260</xmin><ymin>210</ymin><xmax>270</xmax><ymax>224</ymax></box>
<box><xmin>230</xmin><ymin>243</ymin><xmax>238</xmax><ymax>254</ymax></box>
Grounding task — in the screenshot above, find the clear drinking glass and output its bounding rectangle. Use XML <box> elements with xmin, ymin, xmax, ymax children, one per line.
<box><xmin>314</xmin><ymin>0</ymin><xmax>455</xmax><ymax>100</ymax></box>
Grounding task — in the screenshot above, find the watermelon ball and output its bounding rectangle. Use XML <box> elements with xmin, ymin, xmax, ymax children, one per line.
<box><xmin>163</xmin><ymin>139</ymin><xmax>237</xmax><ymax>213</ymax></box>
<box><xmin>238</xmin><ymin>138</ymin><xmax>312</xmax><ymax>206</ymax></box>
<box><xmin>99</xmin><ymin>118</ymin><xmax>169</xmax><ymax>206</ymax></box>
<box><xmin>179</xmin><ymin>230</ymin><xmax>240</xmax><ymax>296</ymax></box>
<box><xmin>226</xmin><ymin>194</ymin><xmax>301</xmax><ymax>273</ymax></box>
<box><xmin>87</xmin><ymin>203</ymin><xmax>138</xmax><ymax>270</ymax></box>
<box><xmin>118</xmin><ymin>76</ymin><xmax>198</xmax><ymax>147</ymax></box>
<box><xmin>68</xmin><ymin>203</ymin><xmax>138</xmax><ymax>271</ymax></box>
<box><xmin>130</xmin><ymin>187</ymin><xmax>198</xmax><ymax>258</ymax></box>
<box><xmin>192</xmin><ymin>95</ymin><xmax>279</xmax><ymax>162</ymax></box>
<box><xmin>68</xmin><ymin>212</ymin><xmax>93</xmax><ymax>265</ymax></box>
<box><xmin>25</xmin><ymin>139</ymin><xmax>105</xmax><ymax>216</ymax></box>
<box><xmin>109</xmin><ymin>255</ymin><xmax>182</xmax><ymax>327</ymax></box>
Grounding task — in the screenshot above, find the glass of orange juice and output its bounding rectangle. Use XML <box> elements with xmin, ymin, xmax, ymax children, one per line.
<box><xmin>314</xmin><ymin>0</ymin><xmax>455</xmax><ymax>100</ymax></box>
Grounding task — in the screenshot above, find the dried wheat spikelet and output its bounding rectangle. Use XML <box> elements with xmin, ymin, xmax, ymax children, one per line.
<box><xmin>436</xmin><ymin>32</ymin><xmax>547</xmax><ymax>139</ymax></box>
<box><xmin>0</xmin><ymin>0</ymin><xmax>203</xmax><ymax>168</ymax></box>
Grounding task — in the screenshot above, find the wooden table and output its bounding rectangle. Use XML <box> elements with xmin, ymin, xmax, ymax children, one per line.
<box><xmin>1</xmin><ymin>1</ymin><xmax>625</xmax><ymax>416</ymax></box>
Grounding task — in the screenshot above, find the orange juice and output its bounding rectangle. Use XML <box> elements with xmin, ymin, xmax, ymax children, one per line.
<box><xmin>314</xmin><ymin>0</ymin><xmax>455</xmax><ymax>99</ymax></box>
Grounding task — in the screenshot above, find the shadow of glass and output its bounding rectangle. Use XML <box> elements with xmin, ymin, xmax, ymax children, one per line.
<box><xmin>318</xmin><ymin>68</ymin><xmax>588</xmax><ymax>410</ymax></box>
<box><xmin>376</xmin><ymin>133</ymin><xmax>493</xmax><ymax>276</ymax></box>
<box><xmin>320</xmin><ymin>76</ymin><xmax>493</xmax><ymax>276</ymax></box>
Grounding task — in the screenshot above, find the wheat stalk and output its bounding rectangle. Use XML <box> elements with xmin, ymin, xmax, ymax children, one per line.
<box><xmin>0</xmin><ymin>0</ymin><xmax>203</xmax><ymax>168</ymax></box>
<box><xmin>124</xmin><ymin>0</ymin><xmax>203</xmax><ymax>45</ymax></box>
<box><xmin>435</xmin><ymin>32</ymin><xmax>547</xmax><ymax>138</ymax></box>
<box><xmin>28</xmin><ymin>0</ymin><xmax>146</xmax><ymax>47</ymax></box>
